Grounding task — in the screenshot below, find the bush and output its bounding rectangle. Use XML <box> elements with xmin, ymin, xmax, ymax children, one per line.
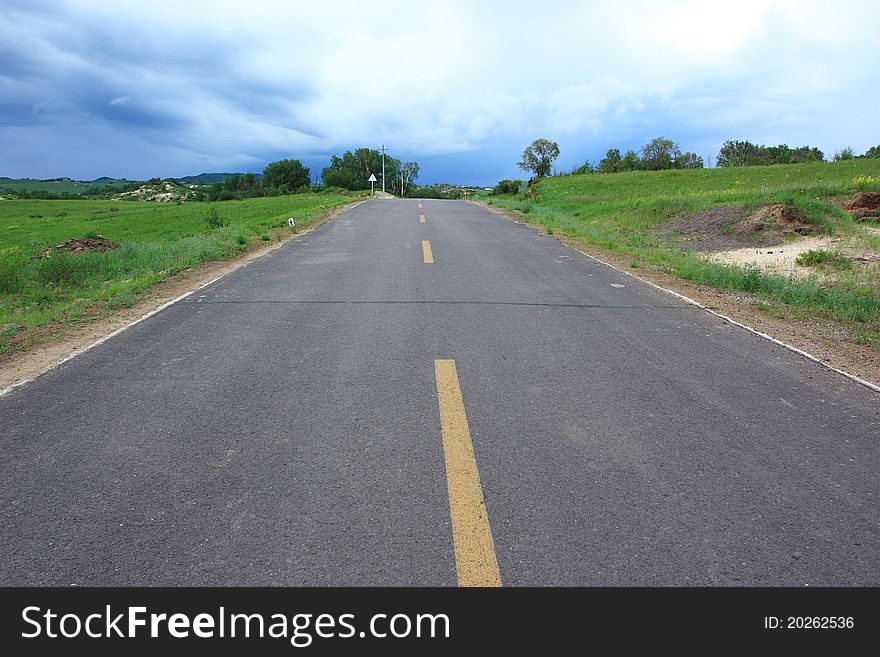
<box><xmin>491</xmin><ymin>179</ymin><xmax>522</xmax><ymax>195</ymax></box>
<box><xmin>204</xmin><ymin>206</ymin><xmax>226</xmax><ymax>228</ymax></box>
<box><xmin>796</xmin><ymin>249</ymin><xmax>830</xmax><ymax>266</ymax></box>
<box><xmin>796</xmin><ymin>249</ymin><xmax>852</xmax><ymax>270</ymax></box>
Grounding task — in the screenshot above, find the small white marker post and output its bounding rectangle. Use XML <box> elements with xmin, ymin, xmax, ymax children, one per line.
<box><xmin>368</xmin><ymin>173</ymin><xmax>377</xmax><ymax>196</ymax></box>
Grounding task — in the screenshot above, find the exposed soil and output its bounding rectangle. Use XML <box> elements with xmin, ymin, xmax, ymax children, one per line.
<box><xmin>709</xmin><ymin>233</ymin><xmax>880</xmax><ymax>279</ymax></box>
<box><xmin>478</xmin><ymin>201</ymin><xmax>879</xmax><ymax>389</ymax></box>
<box><xmin>844</xmin><ymin>191</ymin><xmax>880</xmax><ymax>221</ymax></box>
<box><xmin>33</xmin><ymin>235</ymin><xmax>120</xmax><ymax>259</ymax></box>
<box><xmin>0</xmin><ymin>200</ymin><xmax>363</xmax><ymax>392</ymax></box>
<box><xmin>656</xmin><ymin>204</ymin><xmax>815</xmax><ymax>251</ymax></box>
<box><xmin>116</xmin><ymin>181</ymin><xmax>194</xmax><ymax>202</ymax></box>
<box><xmin>709</xmin><ymin>236</ymin><xmax>842</xmax><ymax>277</ymax></box>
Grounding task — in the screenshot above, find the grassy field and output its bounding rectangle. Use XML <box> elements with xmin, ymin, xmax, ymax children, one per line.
<box><xmin>485</xmin><ymin>159</ymin><xmax>880</xmax><ymax>346</ymax></box>
<box><xmin>0</xmin><ymin>193</ymin><xmax>360</xmax><ymax>354</ymax></box>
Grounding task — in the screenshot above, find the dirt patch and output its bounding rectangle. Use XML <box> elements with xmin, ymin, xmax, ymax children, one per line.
<box><xmin>844</xmin><ymin>192</ymin><xmax>880</xmax><ymax>221</ymax></box>
<box><xmin>0</xmin><ymin>200</ymin><xmax>363</xmax><ymax>393</ymax></box>
<box><xmin>709</xmin><ymin>236</ymin><xmax>842</xmax><ymax>277</ymax></box>
<box><xmin>477</xmin><ymin>201</ymin><xmax>879</xmax><ymax>389</ymax></box>
<box><xmin>657</xmin><ymin>204</ymin><xmax>815</xmax><ymax>251</ymax></box>
<box><xmin>33</xmin><ymin>235</ymin><xmax>120</xmax><ymax>259</ymax></box>
<box><xmin>115</xmin><ymin>181</ymin><xmax>194</xmax><ymax>202</ymax></box>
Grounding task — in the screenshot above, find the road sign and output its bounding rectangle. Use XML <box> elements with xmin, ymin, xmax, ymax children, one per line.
<box><xmin>368</xmin><ymin>173</ymin><xmax>377</xmax><ymax>196</ymax></box>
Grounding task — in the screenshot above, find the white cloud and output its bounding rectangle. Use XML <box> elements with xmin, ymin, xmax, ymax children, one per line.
<box><xmin>1</xmin><ymin>0</ymin><xmax>878</xmax><ymax>181</ymax></box>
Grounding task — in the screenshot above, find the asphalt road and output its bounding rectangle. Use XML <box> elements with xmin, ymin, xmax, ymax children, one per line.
<box><xmin>1</xmin><ymin>199</ymin><xmax>878</xmax><ymax>586</ymax></box>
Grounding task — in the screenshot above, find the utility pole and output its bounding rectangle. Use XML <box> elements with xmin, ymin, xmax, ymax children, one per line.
<box><xmin>379</xmin><ymin>144</ymin><xmax>388</xmax><ymax>193</ymax></box>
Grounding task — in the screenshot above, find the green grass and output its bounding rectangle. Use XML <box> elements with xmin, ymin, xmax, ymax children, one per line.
<box><xmin>486</xmin><ymin>159</ymin><xmax>880</xmax><ymax>345</ymax></box>
<box><xmin>795</xmin><ymin>249</ymin><xmax>853</xmax><ymax>271</ymax></box>
<box><xmin>0</xmin><ymin>193</ymin><xmax>359</xmax><ymax>354</ymax></box>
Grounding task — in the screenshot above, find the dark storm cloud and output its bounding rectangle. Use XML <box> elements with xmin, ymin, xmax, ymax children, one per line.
<box><xmin>1</xmin><ymin>0</ymin><xmax>878</xmax><ymax>182</ymax></box>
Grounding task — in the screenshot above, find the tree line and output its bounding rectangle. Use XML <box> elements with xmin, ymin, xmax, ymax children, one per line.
<box><xmin>205</xmin><ymin>148</ymin><xmax>421</xmax><ymax>201</ymax></box>
<box><xmin>322</xmin><ymin>148</ymin><xmax>419</xmax><ymax>196</ymax></box>
<box><xmin>205</xmin><ymin>160</ymin><xmax>312</xmax><ymax>201</ymax></box>
<box><xmin>503</xmin><ymin>137</ymin><xmax>880</xmax><ymax>191</ymax></box>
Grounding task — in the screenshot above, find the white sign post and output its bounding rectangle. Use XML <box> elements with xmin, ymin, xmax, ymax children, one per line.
<box><xmin>368</xmin><ymin>173</ymin><xmax>377</xmax><ymax>196</ymax></box>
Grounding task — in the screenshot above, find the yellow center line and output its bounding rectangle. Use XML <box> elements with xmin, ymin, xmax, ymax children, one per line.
<box><xmin>422</xmin><ymin>240</ymin><xmax>434</xmax><ymax>264</ymax></box>
<box><xmin>418</xmin><ymin>203</ymin><xmax>423</xmax><ymax>209</ymax></box>
<box><xmin>434</xmin><ymin>359</ymin><xmax>502</xmax><ymax>587</ymax></box>
<box><xmin>419</xmin><ymin>214</ymin><xmax>426</xmax><ymax>224</ymax></box>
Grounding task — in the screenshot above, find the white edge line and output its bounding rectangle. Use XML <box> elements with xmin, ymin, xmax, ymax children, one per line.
<box><xmin>0</xmin><ymin>200</ymin><xmax>370</xmax><ymax>398</ymax></box>
<box><xmin>0</xmin><ymin>275</ymin><xmax>226</xmax><ymax>398</ymax></box>
<box><xmin>565</xmin><ymin>243</ymin><xmax>880</xmax><ymax>394</ymax></box>
<box><xmin>489</xmin><ymin>210</ymin><xmax>880</xmax><ymax>396</ymax></box>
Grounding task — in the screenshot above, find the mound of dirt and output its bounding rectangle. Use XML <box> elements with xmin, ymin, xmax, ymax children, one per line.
<box><xmin>657</xmin><ymin>204</ymin><xmax>815</xmax><ymax>251</ymax></box>
<box><xmin>115</xmin><ymin>181</ymin><xmax>193</xmax><ymax>202</ymax></box>
<box><xmin>844</xmin><ymin>192</ymin><xmax>880</xmax><ymax>220</ymax></box>
<box><xmin>33</xmin><ymin>236</ymin><xmax>120</xmax><ymax>259</ymax></box>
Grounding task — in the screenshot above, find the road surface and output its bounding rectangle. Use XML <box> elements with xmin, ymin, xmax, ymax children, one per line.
<box><xmin>1</xmin><ymin>199</ymin><xmax>877</xmax><ymax>585</ymax></box>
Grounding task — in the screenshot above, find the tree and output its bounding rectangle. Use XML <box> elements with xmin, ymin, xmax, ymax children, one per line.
<box><xmin>400</xmin><ymin>162</ymin><xmax>419</xmax><ymax>196</ymax></box>
<box><xmin>641</xmin><ymin>137</ymin><xmax>680</xmax><ymax>170</ymax></box>
<box><xmin>866</xmin><ymin>145</ymin><xmax>880</xmax><ymax>158</ymax></box>
<box><xmin>833</xmin><ymin>147</ymin><xmax>854</xmax><ymax>161</ymax></box>
<box><xmin>517</xmin><ymin>139</ymin><xmax>560</xmax><ymax>178</ymax></box>
<box><xmin>598</xmin><ymin>148</ymin><xmax>622</xmax><ymax>173</ymax></box>
<box><xmin>322</xmin><ymin>148</ymin><xmax>403</xmax><ymax>192</ymax></box>
<box><xmin>766</xmin><ymin>144</ymin><xmax>791</xmax><ymax>164</ymax></box>
<box><xmin>718</xmin><ymin>140</ymin><xmax>824</xmax><ymax>167</ymax></box>
<box><xmin>790</xmin><ymin>145</ymin><xmax>824</xmax><ymax>163</ymax></box>
<box><xmin>620</xmin><ymin>150</ymin><xmax>641</xmax><ymax>171</ymax></box>
<box><xmin>570</xmin><ymin>161</ymin><xmax>593</xmax><ymax>175</ymax></box>
<box><xmin>676</xmin><ymin>152</ymin><xmax>704</xmax><ymax>169</ymax></box>
<box><xmin>717</xmin><ymin>140</ymin><xmax>757</xmax><ymax>167</ymax></box>
<box><xmin>263</xmin><ymin>159</ymin><xmax>310</xmax><ymax>192</ymax></box>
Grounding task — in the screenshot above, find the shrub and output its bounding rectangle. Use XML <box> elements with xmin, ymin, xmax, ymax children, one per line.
<box><xmin>204</xmin><ymin>206</ymin><xmax>226</xmax><ymax>228</ymax></box>
<box><xmin>795</xmin><ymin>249</ymin><xmax>851</xmax><ymax>270</ymax></box>
<box><xmin>796</xmin><ymin>250</ymin><xmax>829</xmax><ymax>266</ymax></box>
<box><xmin>491</xmin><ymin>179</ymin><xmax>522</xmax><ymax>195</ymax></box>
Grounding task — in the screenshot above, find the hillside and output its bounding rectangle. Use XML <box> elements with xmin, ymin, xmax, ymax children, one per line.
<box><xmin>175</xmin><ymin>172</ymin><xmax>262</xmax><ymax>185</ymax></box>
<box><xmin>0</xmin><ymin>177</ymin><xmax>139</xmax><ymax>196</ymax></box>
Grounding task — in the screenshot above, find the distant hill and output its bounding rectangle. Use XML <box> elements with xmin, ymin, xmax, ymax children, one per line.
<box><xmin>0</xmin><ymin>177</ymin><xmax>140</xmax><ymax>195</ymax></box>
<box><xmin>176</xmin><ymin>172</ymin><xmax>263</xmax><ymax>185</ymax></box>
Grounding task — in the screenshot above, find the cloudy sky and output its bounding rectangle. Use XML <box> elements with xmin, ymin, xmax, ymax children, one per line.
<box><xmin>1</xmin><ymin>0</ymin><xmax>878</xmax><ymax>185</ymax></box>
